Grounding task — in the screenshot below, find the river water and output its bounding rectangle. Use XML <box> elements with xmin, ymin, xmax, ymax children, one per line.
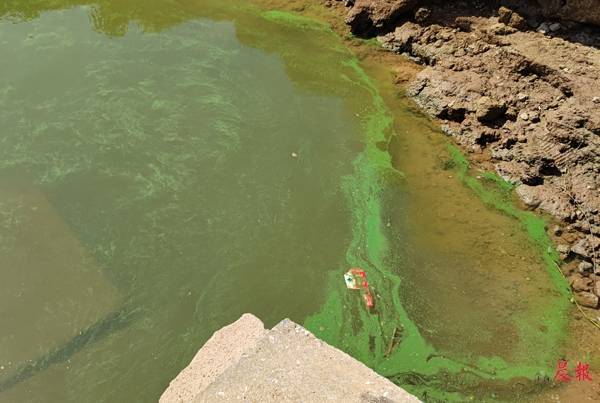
<box><xmin>0</xmin><ymin>1</ymin><xmax>571</xmax><ymax>402</ymax></box>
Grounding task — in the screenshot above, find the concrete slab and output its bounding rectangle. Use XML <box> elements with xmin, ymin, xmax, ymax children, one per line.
<box><xmin>161</xmin><ymin>313</ymin><xmax>267</xmax><ymax>403</ymax></box>
<box><xmin>162</xmin><ymin>313</ymin><xmax>420</xmax><ymax>402</ymax></box>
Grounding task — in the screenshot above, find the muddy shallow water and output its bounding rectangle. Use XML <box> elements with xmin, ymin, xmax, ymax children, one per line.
<box><xmin>0</xmin><ymin>1</ymin><xmax>576</xmax><ymax>401</ymax></box>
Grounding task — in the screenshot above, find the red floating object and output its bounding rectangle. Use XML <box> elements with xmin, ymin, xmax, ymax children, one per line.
<box><xmin>343</xmin><ymin>268</ymin><xmax>374</xmax><ymax>310</ymax></box>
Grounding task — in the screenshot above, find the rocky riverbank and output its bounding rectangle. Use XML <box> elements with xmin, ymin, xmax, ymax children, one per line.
<box><xmin>323</xmin><ymin>0</ymin><xmax>600</xmax><ymax>309</ymax></box>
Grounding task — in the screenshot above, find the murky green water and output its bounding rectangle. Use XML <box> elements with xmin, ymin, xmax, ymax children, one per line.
<box><xmin>0</xmin><ymin>1</ymin><xmax>571</xmax><ymax>402</ymax></box>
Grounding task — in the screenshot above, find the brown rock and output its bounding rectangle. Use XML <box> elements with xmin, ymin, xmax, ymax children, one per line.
<box><xmin>454</xmin><ymin>16</ymin><xmax>474</xmax><ymax>32</ymax></box>
<box><xmin>498</xmin><ymin>6</ymin><xmax>513</xmax><ymax>24</ymax></box>
<box><xmin>574</xmin><ymin>291</ymin><xmax>599</xmax><ymax>308</ymax></box>
<box><xmin>389</xmin><ymin>22</ymin><xmax>421</xmax><ymax>51</ymax></box>
<box><xmin>497</xmin><ymin>6</ymin><xmax>528</xmax><ymax>30</ymax></box>
<box><xmin>490</xmin><ymin>23</ymin><xmax>517</xmax><ymax>35</ymax></box>
<box><xmin>552</xmin><ymin>225</ymin><xmax>562</xmax><ymax>236</ymax></box>
<box><xmin>570</xmin><ymin>274</ymin><xmax>592</xmax><ymax>291</ymax></box>
<box><xmin>579</xmin><ymin>261</ymin><xmax>594</xmax><ymax>273</ymax></box>
<box><xmin>346</xmin><ymin>0</ymin><xmax>418</xmax><ymax>35</ymax></box>
<box><xmin>571</xmin><ymin>237</ymin><xmax>595</xmax><ymax>259</ymax></box>
<box><xmin>414</xmin><ymin>6</ymin><xmax>431</xmax><ymax>23</ymax></box>
<box><xmin>514</xmin><ymin>183</ymin><xmax>576</xmax><ymax>220</ymax></box>
<box><xmin>508</xmin><ymin>12</ymin><xmax>528</xmax><ymax>30</ymax></box>
<box><xmin>475</xmin><ymin>96</ymin><xmax>507</xmax><ymax>123</ymax></box>
<box><xmin>516</xmin><ymin>184</ymin><xmax>542</xmax><ymax>208</ymax></box>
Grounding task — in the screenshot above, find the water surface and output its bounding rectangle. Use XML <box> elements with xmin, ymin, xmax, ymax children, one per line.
<box><xmin>0</xmin><ymin>1</ymin><xmax>570</xmax><ymax>401</ymax></box>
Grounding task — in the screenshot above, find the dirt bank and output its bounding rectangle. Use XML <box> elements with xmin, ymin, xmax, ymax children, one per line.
<box><xmin>322</xmin><ymin>0</ymin><xmax>600</xmax><ymax>312</ymax></box>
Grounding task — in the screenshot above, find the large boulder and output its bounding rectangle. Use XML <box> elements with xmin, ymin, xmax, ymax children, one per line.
<box><xmin>345</xmin><ymin>0</ymin><xmax>419</xmax><ymax>35</ymax></box>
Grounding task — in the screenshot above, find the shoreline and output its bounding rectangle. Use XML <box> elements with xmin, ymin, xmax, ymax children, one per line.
<box><xmin>271</xmin><ymin>5</ymin><xmax>578</xmax><ymax>400</ymax></box>
<box><xmin>262</xmin><ymin>0</ymin><xmax>599</xmax><ymax>307</ymax></box>
<box><xmin>318</xmin><ymin>0</ymin><xmax>600</xmax><ymax>310</ymax></box>
<box><xmin>260</xmin><ymin>6</ymin><xmax>579</xmax><ymax>399</ymax></box>
<box><xmin>263</xmin><ymin>0</ymin><xmax>600</xmax><ymax>399</ymax></box>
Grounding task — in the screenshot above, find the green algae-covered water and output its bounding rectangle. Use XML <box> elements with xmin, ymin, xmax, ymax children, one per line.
<box><xmin>0</xmin><ymin>1</ymin><xmax>571</xmax><ymax>402</ymax></box>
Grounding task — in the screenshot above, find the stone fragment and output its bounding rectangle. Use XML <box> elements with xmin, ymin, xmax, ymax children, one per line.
<box><xmin>453</xmin><ymin>16</ymin><xmax>473</xmax><ymax>32</ymax></box>
<box><xmin>537</xmin><ymin>22</ymin><xmax>550</xmax><ymax>34</ymax></box>
<box><xmin>508</xmin><ymin>13</ymin><xmax>528</xmax><ymax>30</ymax></box>
<box><xmin>414</xmin><ymin>7</ymin><xmax>431</xmax><ymax>23</ymax></box>
<box><xmin>552</xmin><ymin>225</ymin><xmax>562</xmax><ymax>236</ymax></box>
<box><xmin>575</xmin><ymin>291</ymin><xmax>599</xmax><ymax>308</ymax></box>
<box><xmin>572</xmin><ymin>238</ymin><xmax>593</xmax><ymax>259</ymax></box>
<box><xmin>389</xmin><ymin>22</ymin><xmax>421</xmax><ymax>52</ymax></box>
<box><xmin>529</xmin><ymin>111</ymin><xmax>540</xmax><ymax>123</ymax></box>
<box><xmin>571</xmin><ymin>274</ymin><xmax>592</xmax><ymax>291</ymax></box>
<box><xmin>549</xmin><ymin>22</ymin><xmax>561</xmax><ymax>32</ymax></box>
<box><xmin>490</xmin><ymin>23</ymin><xmax>516</xmax><ymax>35</ymax></box>
<box><xmin>498</xmin><ymin>6</ymin><xmax>512</xmax><ymax>24</ymax></box>
<box><xmin>579</xmin><ymin>261</ymin><xmax>594</xmax><ymax>273</ymax></box>
<box><xmin>475</xmin><ymin>96</ymin><xmax>507</xmax><ymax>123</ymax></box>
<box><xmin>496</xmin><ymin>6</ymin><xmax>528</xmax><ymax>30</ymax></box>
<box><xmin>516</xmin><ymin>184</ymin><xmax>542</xmax><ymax>208</ymax></box>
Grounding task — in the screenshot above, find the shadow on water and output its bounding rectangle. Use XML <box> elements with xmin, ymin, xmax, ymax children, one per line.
<box><xmin>0</xmin><ymin>306</ymin><xmax>142</xmax><ymax>393</ymax></box>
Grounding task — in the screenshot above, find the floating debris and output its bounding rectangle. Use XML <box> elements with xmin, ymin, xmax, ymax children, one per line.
<box><xmin>343</xmin><ymin>268</ymin><xmax>374</xmax><ymax>309</ymax></box>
